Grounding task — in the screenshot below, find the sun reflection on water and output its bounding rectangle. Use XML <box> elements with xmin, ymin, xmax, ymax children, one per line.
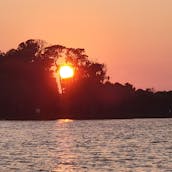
<box><xmin>57</xmin><ymin>119</ymin><xmax>74</xmax><ymax>123</ymax></box>
<box><xmin>54</xmin><ymin>118</ymin><xmax>77</xmax><ymax>172</ymax></box>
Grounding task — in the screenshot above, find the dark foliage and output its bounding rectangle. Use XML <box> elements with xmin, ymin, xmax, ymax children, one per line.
<box><xmin>0</xmin><ymin>39</ymin><xmax>171</xmax><ymax>119</ymax></box>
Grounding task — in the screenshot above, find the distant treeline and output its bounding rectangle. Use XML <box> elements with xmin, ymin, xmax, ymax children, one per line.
<box><xmin>0</xmin><ymin>39</ymin><xmax>171</xmax><ymax>120</ymax></box>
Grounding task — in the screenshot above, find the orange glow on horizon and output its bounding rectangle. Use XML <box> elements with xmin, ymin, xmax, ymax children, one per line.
<box><xmin>59</xmin><ymin>65</ymin><xmax>74</xmax><ymax>79</ymax></box>
<box><xmin>57</xmin><ymin>119</ymin><xmax>74</xmax><ymax>123</ymax></box>
<box><xmin>1</xmin><ymin>0</ymin><xmax>172</xmax><ymax>90</ymax></box>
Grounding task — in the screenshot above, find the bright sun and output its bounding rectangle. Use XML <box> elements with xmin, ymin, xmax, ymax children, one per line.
<box><xmin>59</xmin><ymin>65</ymin><xmax>74</xmax><ymax>79</ymax></box>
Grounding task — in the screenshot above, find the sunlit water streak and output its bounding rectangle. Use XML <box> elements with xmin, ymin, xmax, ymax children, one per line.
<box><xmin>0</xmin><ymin>119</ymin><xmax>171</xmax><ymax>171</ymax></box>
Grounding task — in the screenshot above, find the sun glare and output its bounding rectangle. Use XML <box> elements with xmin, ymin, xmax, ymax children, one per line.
<box><xmin>59</xmin><ymin>65</ymin><xmax>74</xmax><ymax>79</ymax></box>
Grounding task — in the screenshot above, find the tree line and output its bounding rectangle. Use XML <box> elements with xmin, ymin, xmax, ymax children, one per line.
<box><xmin>0</xmin><ymin>39</ymin><xmax>171</xmax><ymax>119</ymax></box>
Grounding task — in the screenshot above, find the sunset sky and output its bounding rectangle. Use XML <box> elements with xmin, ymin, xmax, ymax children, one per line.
<box><xmin>0</xmin><ymin>0</ymin><xmax>172</xmax><ymax>90</ymax></box>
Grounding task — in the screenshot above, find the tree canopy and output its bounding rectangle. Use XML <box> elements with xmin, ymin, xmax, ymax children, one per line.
<box><xmin>0</xmin><ymin>39</ymin><xmax>171</xmax><ymax>119</ymax></box>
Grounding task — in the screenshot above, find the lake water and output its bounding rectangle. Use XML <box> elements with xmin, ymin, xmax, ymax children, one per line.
<box><xmin>0</xmin><ymin>119</ymin><xmax>171</xmax><ymax>172</ymax></box>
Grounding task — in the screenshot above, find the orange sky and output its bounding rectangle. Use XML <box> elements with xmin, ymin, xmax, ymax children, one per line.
<box><xmin>0</xmin><ymin>0</ymin><xmax>172</xmax><ymax>90</ymax></box>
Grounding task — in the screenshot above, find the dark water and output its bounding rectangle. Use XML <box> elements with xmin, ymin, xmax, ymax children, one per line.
<box><xmin>0</xmin><ymin>119</ymin><xmax>171</xmax><ymax>172</ymax></box>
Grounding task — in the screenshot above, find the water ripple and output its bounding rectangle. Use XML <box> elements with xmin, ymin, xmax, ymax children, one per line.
<box><xmin>0</xmin><ymin>119</ymin><xmax>171</xmax><ymax>171</ymax></box>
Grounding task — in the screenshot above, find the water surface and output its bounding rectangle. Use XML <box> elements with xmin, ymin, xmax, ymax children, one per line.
<box><xmin>0</xmin><ymin>119</ymin><xmax>171</xmax><ymax>171</ymax></box>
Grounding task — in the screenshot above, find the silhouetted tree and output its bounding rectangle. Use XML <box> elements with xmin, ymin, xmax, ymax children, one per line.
<box><xmin>0</xmin><ymin>39</ymin><xmax>171</xmax><ymax>119</ymax></box>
